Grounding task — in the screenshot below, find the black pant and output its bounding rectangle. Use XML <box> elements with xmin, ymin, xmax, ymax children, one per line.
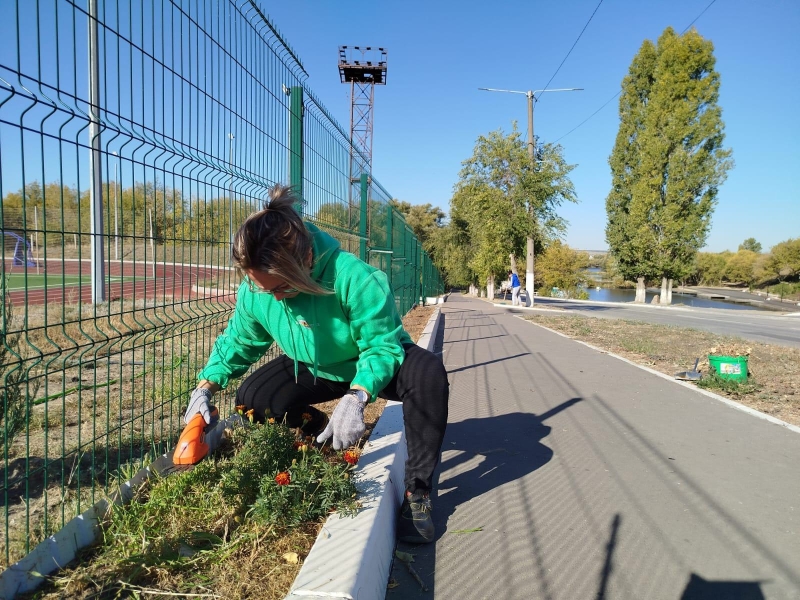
<box><xmin>236</xmin><ymin>344</ymin><xmax>449</xmax><ymax>494</ymax></box>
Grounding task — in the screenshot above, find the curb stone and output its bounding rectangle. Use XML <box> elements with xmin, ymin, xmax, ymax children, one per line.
<box><xmin>284</xmin><ymin>305</ymin><xmax>443</xmax><ymax>600</ymax></box>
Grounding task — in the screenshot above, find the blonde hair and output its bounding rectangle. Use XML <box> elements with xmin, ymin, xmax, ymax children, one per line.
<box><xmin>231</xmin><ymin>185</ymin><xmax>331</xmax><ymax>295</ymax></box>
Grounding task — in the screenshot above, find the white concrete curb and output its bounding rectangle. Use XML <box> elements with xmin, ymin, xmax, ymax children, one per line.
<box><xmin>523</xmin><ymin>317</ymin><xmax>800</xmax><ymax>435</ymax></box>
<box><xmin>285</xmin><ymin>305</ymin><xmax>443</xmax><ymax>600</ymax></box>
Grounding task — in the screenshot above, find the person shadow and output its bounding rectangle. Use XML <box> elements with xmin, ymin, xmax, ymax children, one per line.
<box><xmin>388</xmin><ymin>398</ymin><xmax>582</xmax><ymax>598</ymax></box>
<box><xmin>433</xmin><ymin>398</ymin><xmax>580</xmax><ymax>538</ymax></box>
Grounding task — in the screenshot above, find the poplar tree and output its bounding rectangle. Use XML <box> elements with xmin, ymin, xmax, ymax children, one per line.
<box><xmin>606</xmin><ymin>27</ymin><xmax>733</xmax><ymax>303</ymax></box>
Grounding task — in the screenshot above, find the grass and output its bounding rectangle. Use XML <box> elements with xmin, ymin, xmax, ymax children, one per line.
<box><xmin>525</xmin><ymin>313</ymin><xmax>800</xmax><ymax>426</ymax></box>
<box><xmin>24</xmin><ymin>421</ymin><xmax>360</xmax><ymax>600</ymax></box>
<box><xmin>4</xmin><ymin>273</ymin><xmax>144</xmax><ymax>291</ymax></box>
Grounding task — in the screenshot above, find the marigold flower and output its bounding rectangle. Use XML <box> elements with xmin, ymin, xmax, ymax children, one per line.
<box><xmin>301</xmin><ymin>412</ymin><xmax>313</xmax><ymax>423</ymax></box>
<box><xmin>235</xmin><ymin>405</ymin><xmax>246</xmax><ymax>415</ymax></box>
<box><xmin>275</xmin><ymin>471</ymin><xmax>291</xmax><ymax>486</ymax></box>
<box><xmin>268</xmin><ymin>417</ymin><xmax>276</xmax><ymax>424</ymax></box>
<box><xmin>245</xmin><ymin>409</ymin><xmax>255</xmax><ymax>423</ymax></box>
<box><xmin>343</xmin><ymin>450</ymin><xmax>360</xmax><ymax>465</ymax></box>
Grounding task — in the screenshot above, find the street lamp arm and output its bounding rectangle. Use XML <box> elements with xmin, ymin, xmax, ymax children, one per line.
<box><xmin>478</xmin><ymin>87</ymin><xmax>528</xmax><ymax>95</ymax></box>
<box><xmin>533</xmin><ymin>87</ymin><xmax>584</xmax><ymax>93</ymax></box>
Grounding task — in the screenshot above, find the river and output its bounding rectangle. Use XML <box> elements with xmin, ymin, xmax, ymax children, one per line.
<box><xmin>581</xmin><ymin>269</ymin><xmax>760</xmax><ymax>311</ymax></box>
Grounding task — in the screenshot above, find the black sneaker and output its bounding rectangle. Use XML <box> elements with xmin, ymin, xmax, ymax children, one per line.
<box><xmin>397</xmin><ymin>490</ymin><xmax>435</xmax><ymax>543</ymax></box>
<box><xmin>300</xmin><ymin>408</ymin><xmax>329</xmax><ymax>439</ymax></box>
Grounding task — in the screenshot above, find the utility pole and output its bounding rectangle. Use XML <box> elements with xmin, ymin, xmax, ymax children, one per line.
<box><xmin>478</xmin><ymin>86</ymin><xmax>582</xmax><ymax>305</ymax></box>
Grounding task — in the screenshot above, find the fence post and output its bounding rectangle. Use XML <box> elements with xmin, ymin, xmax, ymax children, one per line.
<box><xmin>359</xmin><ymin>174</ymin><xmax>368</xmax><ymax>262</ymax></box>
<box><xmin>289</xmin><ymin>86</ymin><xmax>304</xmax><ymax>213</ymax></box>
<box><xmin>88</xmin><ymin>0</ymin><xmax>105</xmax><ymax>303</ymax></box>
<box><xmin>386</xmin><ymin>205</ymin><xmax>393</xmax><ymax>295</ymax></box>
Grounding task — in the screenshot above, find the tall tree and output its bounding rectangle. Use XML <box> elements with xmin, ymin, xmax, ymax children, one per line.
<box><xmin>738</xmin><ymin>238</ymin><xmax>762</xmax><ymax>253</ymax></box>
<box><xmin>448</xmin><ymin>125</ymin><xmax>576</xmax><ymax>295</ymax></box>
<box><xmin>606</xmin><ymin>27</ymin><xmax>733</xmax><ymax>304</ymax></box>
<box><xmin>389</xmin><ymin>200</ymin><xmax>445</xmax><ymax>251</ymax></box>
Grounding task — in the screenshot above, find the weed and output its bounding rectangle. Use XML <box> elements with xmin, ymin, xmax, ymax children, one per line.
<box><xmin>698</xmin><ymin>371</ymin><xmax>760</xmax><ymax>395</ymax></box>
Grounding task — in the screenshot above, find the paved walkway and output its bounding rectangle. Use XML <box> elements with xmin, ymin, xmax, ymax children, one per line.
<box><xmin>388</xmin><ymin>294</ymin><xmax>800</xmax><ymax>600</ymax></box>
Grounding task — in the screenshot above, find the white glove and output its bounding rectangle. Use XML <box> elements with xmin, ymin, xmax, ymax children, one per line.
<box><xmin>316</xmin><ymin>389</ymin><xmax>368</xmax><ymax>450</ymax></box>
<box><xmin>184</xmin><ymin>388</ymin><xmax>215</xmax><ymax>425</ymax></box>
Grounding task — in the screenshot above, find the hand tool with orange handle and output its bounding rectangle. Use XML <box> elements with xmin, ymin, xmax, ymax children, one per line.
<box><xmin>173</xmin><ymin>406</ymin><xmax>220</xmax><ymax>465</ymax></box>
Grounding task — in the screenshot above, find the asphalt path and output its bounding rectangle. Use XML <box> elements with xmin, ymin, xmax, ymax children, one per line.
<box><xmin>497</xmin><ymin>297</ymin><xmax>800</xmax><ymax>348</ymax></box>
<box><xmin>388</xmin><ymin>295</ymin><xmax>800</xmax><ymax>600</ymax></box>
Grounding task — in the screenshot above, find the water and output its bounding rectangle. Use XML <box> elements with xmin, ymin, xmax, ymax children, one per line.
<box><xmin>580</xmin><ymin>268</ymin><xmax>762</xmax><ymax>310</ymax></box>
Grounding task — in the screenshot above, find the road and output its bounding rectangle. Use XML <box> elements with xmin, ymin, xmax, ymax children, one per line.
<box><xmin>498</xmin><ymin>297</ymin><xmax>800</xmax><ymax>348</ymax></box>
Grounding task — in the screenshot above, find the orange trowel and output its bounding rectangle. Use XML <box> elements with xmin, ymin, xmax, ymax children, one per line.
<box><xmin>173</xmin><ymin>407</ymin><xmax>220</xmax><ymax>466</ymax></box>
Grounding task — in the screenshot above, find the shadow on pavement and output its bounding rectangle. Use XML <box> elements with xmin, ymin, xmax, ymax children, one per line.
<box><xmin>388</xmin><ymin>398</ymin><xmax>582</xmax><ymax>599</ymax></box>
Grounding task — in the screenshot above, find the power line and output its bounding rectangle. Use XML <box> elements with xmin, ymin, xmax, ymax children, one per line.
<box><xmin>682</xmin><ymin>0</ymin><xmax>716</xmax><ymax>33</ymax></box>
<box><xmin>552</xmin><ymin>0</ymin><xmax>719</xmax><ymax>143</ymax></box>
<box><xmin>537</xmin><ymin>0</ymin><xmax>604</xmax><ymax>100</ymax></box>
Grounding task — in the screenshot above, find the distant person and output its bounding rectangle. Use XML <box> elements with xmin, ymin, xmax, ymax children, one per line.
<box><xmin>183</xmin><ymin>185</ymin><xmax>449</xmax><ymax>543</ymax></box>
<box><xmin>508</xmin><ymin>270</ymin><xmax>521</xmax><ymax>306</ymax></box>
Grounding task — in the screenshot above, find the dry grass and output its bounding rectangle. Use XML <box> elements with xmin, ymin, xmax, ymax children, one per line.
<box><xmin>526</xmin><ymin>314</ymin><xmax>800</xmax><ymax>426</ymax></box>
<box><xmin>12</xmin><ymin>303</ymin><xmax>439</xmax><ymax>599</ymax></box>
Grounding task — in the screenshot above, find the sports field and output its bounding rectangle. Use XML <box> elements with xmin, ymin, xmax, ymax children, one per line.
<box><xmin>4</xmin><ymin>272</ymin><xmax>144</xmax><ymax>291</ymax></box>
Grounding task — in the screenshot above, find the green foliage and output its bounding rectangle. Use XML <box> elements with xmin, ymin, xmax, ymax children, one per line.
<box><xmin>765</xmin><ymin>238</ymin><xmax>800</xmax><ymax>281</ymax></box>
<box><xmin>389</xmin><ymin>200</ymin><xmax>445</xmax><ymax>250</ymax></box>
<box><xmin>101</xmin><ymin>422</ymin><xmax>358</xmax><ymax>567</ymax></box>
<box><xmin>536</xmin><ymin>241</ymin><xmax>588</xmax><ymax>293</ymax></box>
<box><xmin>738</xmin><ymin>238</ymin><xmax>762</xmax><ymax>253</ymax></box>
<box><xmin>437</xmin><ymin>124</ymin><xmax>576</xmax><ymax>287</ymax></box>
<box><xmin>1</xmin><ymin>287</ymin><xmax>40</xmax><ymax>449</ymax></box>
<box><xmin>693</xmin><ymin>251</ymin><xmax>729</xmax><ymax>285</ymax></box>
<box><xmin>606</xmin><ymin>27</ymin><xmax>733</xmax><ymax>284</ymax></box>
<box><xmin>698</xmin><ymin>370</ymin><xmax>759</xmax><ymax>395</ymax></box>
<box><xmin>723</xmin><ymin>250</ymin><xmax>759</xmax><ymax>285</ymax></box>
<box><xmin>770</xmin><ymin>281</ymin><xmax>799</xmax><ymax>300</ymax></box>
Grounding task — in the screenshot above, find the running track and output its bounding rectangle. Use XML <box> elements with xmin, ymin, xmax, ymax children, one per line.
<box><xmin>3</xmin><ymin>258</ymin><xmax>237</xmax><ymax>306</ymax></box>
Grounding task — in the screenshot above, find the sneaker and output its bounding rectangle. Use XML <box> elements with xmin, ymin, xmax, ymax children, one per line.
<box><xmin>397</xmin><ymin>490</ymin><xmax>435</xmax><ymax>543</ymax></box>
<box><xmin>300</xmin><ymin>409</ymin><xmax>329</xmax><ymax>439</ymax></box>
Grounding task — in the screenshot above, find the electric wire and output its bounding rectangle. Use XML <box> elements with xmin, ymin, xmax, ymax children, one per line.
<box><xmin>537</xmin><ymin>0</ymin><xmax>604</xmax><ymax>100</ymax></box>
<box><xmin>552</xmin><ymin>0</ymin><xmax>718</xmax><ymax>143</ymax></box>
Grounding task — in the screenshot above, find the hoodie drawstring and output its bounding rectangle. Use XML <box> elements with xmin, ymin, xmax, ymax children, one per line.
<box><xmin>281</xmin><ymin>301</ymin><xmax>300</xmax><ymax>384</ymax></box>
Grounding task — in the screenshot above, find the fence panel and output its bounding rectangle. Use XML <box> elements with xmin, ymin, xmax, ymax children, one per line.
<box><xmin>0</xmin><ymin>0</ymin><xmax>443</xmax><ymax>567</ymax></box>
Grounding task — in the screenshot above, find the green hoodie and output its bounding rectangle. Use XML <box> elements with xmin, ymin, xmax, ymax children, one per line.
<box><xmin>197</xmin><ymin>223</ymin><xmax>412</xmax><ymax>399</ymax></box>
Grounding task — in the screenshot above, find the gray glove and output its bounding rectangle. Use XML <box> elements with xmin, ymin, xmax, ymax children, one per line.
<box><xmin>184</xmin><ymin>387</ymin><xmax>215</xmax><ymax>425</ymax></box>
<box><xmin>316</xmin><ymin>389</ymin><xmax>369</xmax><ymax>450</ymax></box>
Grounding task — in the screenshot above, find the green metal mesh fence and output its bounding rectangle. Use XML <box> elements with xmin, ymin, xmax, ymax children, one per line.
<box><xmin>0</xmin><ymin>0</ymin><xmax>443</xmax><ymax>567</ymax></box>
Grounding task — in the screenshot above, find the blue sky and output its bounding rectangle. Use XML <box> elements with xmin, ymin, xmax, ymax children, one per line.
<box><xmin>266</xmin><ymin>0</ymin><xmax>799</xmax><ymax>253</ymax></box>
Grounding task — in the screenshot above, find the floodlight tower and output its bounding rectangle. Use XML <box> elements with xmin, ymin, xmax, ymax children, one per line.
<box><xmin>338</xmin><ymin>45</ymin><xmax>387</xmax><ymax>173</ymax></box>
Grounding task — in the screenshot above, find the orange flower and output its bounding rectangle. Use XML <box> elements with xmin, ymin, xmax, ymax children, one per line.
<box><xmin>245</xmin><ymin>409</ymin><xmax>255</xmax><ymax>423</ymax></box>
<box><xmin>268</xmin><ymin>417</ymin><xmax>276</xmax><ymax>424</ymax></box>
<box><xmin>235</xmin><ymin>405</ymin><xmax>246</xmax><ymax>415</ymax></box>
<box><xmin>301</xmin><ymin>412</ymin><xmax>313</xmax><ymax>423</ymax></box>
<box><xmin>275</xmin><ymin>471</ymin><xmax>291</xmax><ymax>486</ymax></box>
<box><xmin>343</xmin><ymin>450</ymin><xmax>360</xmax><ymax>465</ymax></box>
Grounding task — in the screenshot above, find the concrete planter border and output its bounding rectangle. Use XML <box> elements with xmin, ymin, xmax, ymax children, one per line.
<box><xmin>285</xmin><ymin>305</ymin><xmax>443</xmax><ymax>599</ymax></box>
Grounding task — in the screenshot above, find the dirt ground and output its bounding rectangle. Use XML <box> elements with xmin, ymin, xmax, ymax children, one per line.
<box><xmin>525</xmin><ymin>313</ymin><xmax>800</xmax><ymax>427</ymax></box>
